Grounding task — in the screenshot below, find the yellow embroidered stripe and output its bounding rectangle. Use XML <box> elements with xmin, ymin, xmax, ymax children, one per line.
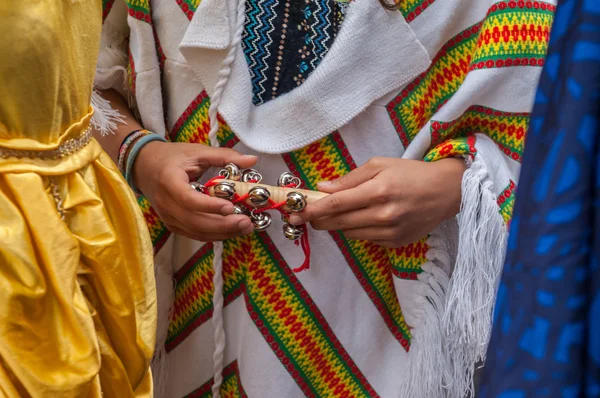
<box><xmin>401</xmin><ymin>0</ymin><xmax>437</xmax><ymax>23</ymax></box>
<box><xmin>471</xmin><ymin>2</ymin><xmax>554</xmax><ymax>70</ymax></box>
<box><xmin>124</xmin><ymin>0</ymin><xmax>151</xmax><ymax>23</ymax></box>
<box><xmin>387</xmin><ymin>0</ymin><xmax>554</xmax><ymax>147</ymax></box>
<box><xmin>165</xmin><ymin>232</ymin><xmax>377</xmax><ymax>395</ymax></box>
<box><xmin>497</xmin><ymin>180</ymin><xmax>516</xmax><ymax>224</ymax></box>
<box><xmin>171</xmin><ymin>91</ymin><xmax>239</xmax><ymax>148</ymax></box>
<box><xmin>429</xmin><ymin>105</ymin><xmax>529</xmax><ymax>162</ymax></box>
<box><xmin>175</xmin><ymin>0</ymin><xmax>201</xmax><ymax>20</ymax></box>
<box><xmin>184</xmin><ymin>361</ymin><xmax>247</xmax><ymax>398</ymax></box>
<box><xmin>137</xmin><ymin>195</ymin><xmax>170</xmax><ymax>254</ymax></box>
<box><xmin>282</xmin><ymin>132</ymin><xmax>352</xmax><ymax>188</ymax></box>
<box><xmin>283</xmin><ymin>132</ymin><xmax>417</xmax><ymax>350</ymax></box>
<box><xmin>244</xmin><ymin>232</ymin><xmax>378</xmax><ymax>397</ymax></box>
<box><xmin>389</xmin><ymin>238</ymin><xmax>429</xmax><ymax>277</ymax></box>
<box><xmin>166</xmin><ymin>240</ymin><xmax>246</xmax><ymax>351</ymax></box>
<box><xmin>424</xmin><ymin>133</ymin><xmax>478</xmax><ymax>162</ymax></box>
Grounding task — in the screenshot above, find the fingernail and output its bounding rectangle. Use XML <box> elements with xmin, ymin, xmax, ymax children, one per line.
<box><xmin>221</xmin><ymin>204</ymin><xmax>234</xmax><ymax>215</ymax></box>
<box><xmin>238</xmin><ymin>219</ymin><xmax>252</xmax><ymax>230</ymax></box>
<box><xmin>288</xmin><ymin>215</ymin><xmax>302</xmax><ymax>225</ymax></box>
<box><xmin>242</xmin><ymin>225</ymin><xmax>255</xmax><ymax>235</ymax></box>
<box><xmin>243</xmin><ymin>154</ymin><xmax>258</xmax><ymax>159</ymax></box>
<box><xmin>317</xmin><ymin>180</ymin><xmax>332</xmax><ymax>188</ymax></box>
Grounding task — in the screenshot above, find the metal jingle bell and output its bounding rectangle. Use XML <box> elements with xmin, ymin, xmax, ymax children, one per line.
<box><xmin>219</xmin><ymin>163</ymin><xmax>242</xmax><ymax>181</ymax></box>
<box><xmin>251</xmin><ymin>211</ymin><xmax>272</xmax><ymax>231</ymax></box>
<box><xmin>281</xmin><ymin>213</ymin><xmax>289</xmax><ymax>223</ymax></box>
<box><xmin>233</xmin><ymin>204</ymin><xmax>249</xmax><ymax>215</ymax></box>
<box><xmin>213</xmin><ymin>180</ymin><xmax>236</xmax><ymax>200</ymax></box>
<box><xmin>190</xmin><ymin>181</ymin><xmax>208</xmax><ymax>194</ymax></box>
<box><xmin>282</xmin><ymin>223</ymin><xmax>304</xmax><ymax>241</ymax></box>
<box><xmin>278</xmin><ymin>172</ymin><xmax>301</xmax><ymax>188</ymax></box>
<box><xmin>241</xmin><ymin>168</ymin><xmax>263</xmax><ymax>183</ymax></box>
<box><xmin>248</xmin><ymin>186</ymin><xmax>271</xmax><ymax>207</ymax></box>
<box><xmin>286</xmin><ymin>191</ymin><xmax>307</xmax><ymax>212</ymax></box>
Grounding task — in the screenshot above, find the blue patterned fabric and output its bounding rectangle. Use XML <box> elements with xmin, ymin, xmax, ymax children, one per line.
<box><xmin>241</xmin><ymin>0</ymin><xmax>347</xmax><ymax>105</ymax></box>
<box><xmin>479</xmin><ymin>1</ymin><xmax>600</xmax><ymax>397</ymax></box>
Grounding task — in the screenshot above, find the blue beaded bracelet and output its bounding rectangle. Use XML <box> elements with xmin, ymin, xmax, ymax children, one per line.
<box><xmin>124</xmin><ymin>133</ymin><xmax>167</xmax><ymax>193</ymax></box>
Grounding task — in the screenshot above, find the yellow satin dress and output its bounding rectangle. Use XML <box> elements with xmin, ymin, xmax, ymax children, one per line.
<box><xmin>0</xmin><ymin>1</ymin><xmax>156</xmax><ymax>397</ymax></box>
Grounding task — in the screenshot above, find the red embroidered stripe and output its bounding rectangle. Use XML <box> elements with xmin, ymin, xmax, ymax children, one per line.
<box><xmin>184</xmin><ymin>361</ymin><xmax>248</xmax><ymax>398</ymax></box>
<box><xmin>387</xmin><ymin>0</ymin><xmax>554</xmax><ymax>148</ymax></box>
<box><xmin>171</xmin><ymin>92</ymin><xmax>239</xmax><ymax>148</ymax></box>
<box><xmin>137</xmin><ymin>195</ymin><xmax>171</xmax><ymax>255</ymax></box>
<box><xmin>125</xmin><ymin>0</ymin><xmax>152</xmax><ymax>23</ymax></box>
<box><xmin>244</xmin><ymin>232</ymin><xmax>379</xmax><ymax>397</ymax></box>
<box><xmin>166</xmin><ymin>240</ymin><xmax>246</xmax><ymax>352</ymax></box>
<box><xmin>498</xmin><ymin>179</ymin><xmax>516</xmax><ymax>224</ymax></box>
<box><xmin>175</xmin><ymin>0</ymin><xmax>200</xmax><ymax>20</ymax></box>
<box><xmin>102</xmin><ymin>0</ymin><xmax>115</xmax><ymax>22</ymax></box>
<box><xmin>401</xmin><ymin>0</ymin><xmax>437</xmax><ymax>23</ymax></box>
<box><xmin>283</xmin><ymin>132</ymin><xmax>419</xmax><ymax>350</ymax></box>
<box><xmin>428</xmin><ymin>105</ymin><xmax>528</xmax><ymax>162</ymax></box>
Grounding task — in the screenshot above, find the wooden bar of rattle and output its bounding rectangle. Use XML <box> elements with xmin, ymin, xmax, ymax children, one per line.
<box><xmin>208</xmin><ymin>181</ymin><xmax>329</xmax><ymax>212</ymax></box>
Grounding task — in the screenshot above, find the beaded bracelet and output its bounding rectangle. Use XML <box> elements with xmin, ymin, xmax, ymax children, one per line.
<box><xmin>124</xmin><ymin>133</ymin><xmax>167</xmax><ymax>193</ymax></box>
<box><xmin>117</xmin><ymin>129</ymin><xmax>150</xmax><ymax>174</ymax></box>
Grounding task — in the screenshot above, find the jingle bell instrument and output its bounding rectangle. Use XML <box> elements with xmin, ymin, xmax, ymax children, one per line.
<box><xmin>241</xmin><ymin>168</ymin><xmax>262</xmax><ymax>183</ymax></box>
<box><xmin>285</xmin><ymin>192</ymin><xmax>307</xmax><ymax>213</ymax></box>
<box><xmin>233</xmin><ymin>204</ymin><xmax>249</xmax><ymax>215</ymax></box>
<box><xmin>251</xmin><ymin>211</ymin><xmax>272</xmax><ymax>231</ymax></box>
<box><xmin>220</xmin><ymin>163</ymin><xmax>242</xmax><ymax>181</ymax></box>
<box><xmin>248</xmin><ymin>186</ymin><xmax>271</xmax><ymax>207</ymax></box>
<box><xmin>207</xmin><ymin>181</ymin><xmax>327</xmax><ymax>213</ymax></box>
<box><xmin>213</xmin><ymin>180</ymin><xmax>236</xmax><ymax>200</ymax></box>
<box><xmin>282</xmin><ymin>223</ymin><xmax>304</xmax><ymax>240</ymax></box>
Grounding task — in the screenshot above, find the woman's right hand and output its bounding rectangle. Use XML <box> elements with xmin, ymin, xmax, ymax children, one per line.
<box><xmin>133</xmin><ymin>141</ymin><xmax>258</xmax><ymax>241</ymax></box>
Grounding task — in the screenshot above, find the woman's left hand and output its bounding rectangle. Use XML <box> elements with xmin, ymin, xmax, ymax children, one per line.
<box><xmin>288</xmin><ymin>157</ymin><xmax>465</xmax><ymax>248</ymax></box>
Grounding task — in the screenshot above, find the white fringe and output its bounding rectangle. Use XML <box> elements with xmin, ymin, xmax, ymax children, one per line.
<box><xmin>90</xmin><ymin>89</ymin><xmax>125</xmax><ymax>136</ymax></box>
<box><xmin>90</xmin><ymin>43</ymin><xmax>131</xmax><ymax>136</ymax></box>
<box><xmin>406</xmin><ymin>157</ymin><xmax>508</xmax><ymax>397</ymax></box>
<box><xmin>403</xmin><ymin>233</ymin><xmax>452</xmax><ymax>398</ymax></box>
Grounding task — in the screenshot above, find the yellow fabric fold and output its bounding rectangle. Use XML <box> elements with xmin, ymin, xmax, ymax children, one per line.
<box><xmin>0</xmin><ymin>154</ymin><xmax>157</xmax><ymax>397</ymax></box>
<box><xmin>0</xmin><ymin>1</ymin><xmax>157</xmax><ymax>396</ymax></box>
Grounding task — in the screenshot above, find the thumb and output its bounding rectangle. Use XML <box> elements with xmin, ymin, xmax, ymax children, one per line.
<box><xmin>195</xmin><ymin>146</ymin><xmax>258</xmax><ymax>169</ymax></box>
<box><xmin>317</xmin><ymin>160</ymin><xmax>381</xmax><ymax>193</ymax></box>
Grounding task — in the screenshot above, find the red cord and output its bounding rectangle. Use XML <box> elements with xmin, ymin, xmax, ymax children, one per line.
<box><xmin>292</xmin><ymin>224</ymin><xmax>311</xmax><ymax>272</ymax></box>
<box><xmin>200</xmin><ymin>176</ymin><xmax>311</xmax><ymax>273</ymax></box>
<box><xmin>204</xmin><ymin>175</ymin><xmax>226</xmax><ymax>187</ymax></box>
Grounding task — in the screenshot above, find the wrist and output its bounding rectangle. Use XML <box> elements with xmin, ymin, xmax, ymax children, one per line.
<box><xmin>433</xmin><ymin>157</ymin><xmax>466</xmax><ymax>219</ymax></box>
<box><xmin>121</xmin><ymin>132</ymin><xmax>167</xmax><ymax>193</ymax></box>
<box><xmin>132</xmin><ymin>140</ymin><xmax>165</xmax><ymax>195</ymax></box>
<box><xmin>117</xmin><ymin>130</ymin><xmax>149</xmax><ymax>173</ymax></box>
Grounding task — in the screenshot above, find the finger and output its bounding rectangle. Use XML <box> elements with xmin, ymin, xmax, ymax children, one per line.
<box><xmin>311</xmin><ymin>207</ymin><xmax>385</xmax><ymax>231</ymax></box>
<box><xmin>316</xmin><ymin>158</ymin><xmax>383</xmax><ymax>193</ymax></box>
<box><xmin>191</xmin><ymin>146</ymin><xmax>258</xmax><ymax>169</ymax></box>
<box><xmin>167</xmin><ymin>223</ymin><xmax>255</xmax><ymax>242</ymax></box>
<box><xmin>369</xmin><ymin>240</ymin><xmax>399</xmax><ymax>249</ymax></box>
<box><xmin>289</xmin><ymin>180</ymin><xmax>378</xmax><ymax>225</ymax></box>
<box><xmin>165</xmin><ymin>224</ymin><xmax>203</xmax><ymax>241</ymax></box>
<box><xmin>165</xmin><ymin>168</ymin><xmax>236</xmax><ymax>214</ymax></box>
<box><xmin>176</xmin><ymin>213</ymin><xmax>253</xmax><ymax>235</ymax></box>
<box><xmin>342</xmin><ymin>226</ymin><xmax>399</xmax><ymax>242</ymax></box>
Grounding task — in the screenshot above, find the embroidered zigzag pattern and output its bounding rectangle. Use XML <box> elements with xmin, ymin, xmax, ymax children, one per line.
<box><xmin>243</xmin><ymin>0</ymin><xmax>277</xmax><ymax>105</ymax></box>
<box><xmin>309</xmin><ymin>0</ymin><xmax>332</xmax><ymax>69</ymax></box>
<box><xmin>242</xmin><ymin>0</ymin><xmax>346</xmax><ymax>105</ymax></box>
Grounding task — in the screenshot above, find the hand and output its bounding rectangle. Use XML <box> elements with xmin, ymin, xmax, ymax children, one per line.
<box><xmin>133</xmin><ymin>141</ymin><xmax>258</xmax><ymax>241</ymax></box>
<box><xmin>288</xmin><ymin>157</ymin><xmax>465</xmax><ymax>248</ymax></box>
